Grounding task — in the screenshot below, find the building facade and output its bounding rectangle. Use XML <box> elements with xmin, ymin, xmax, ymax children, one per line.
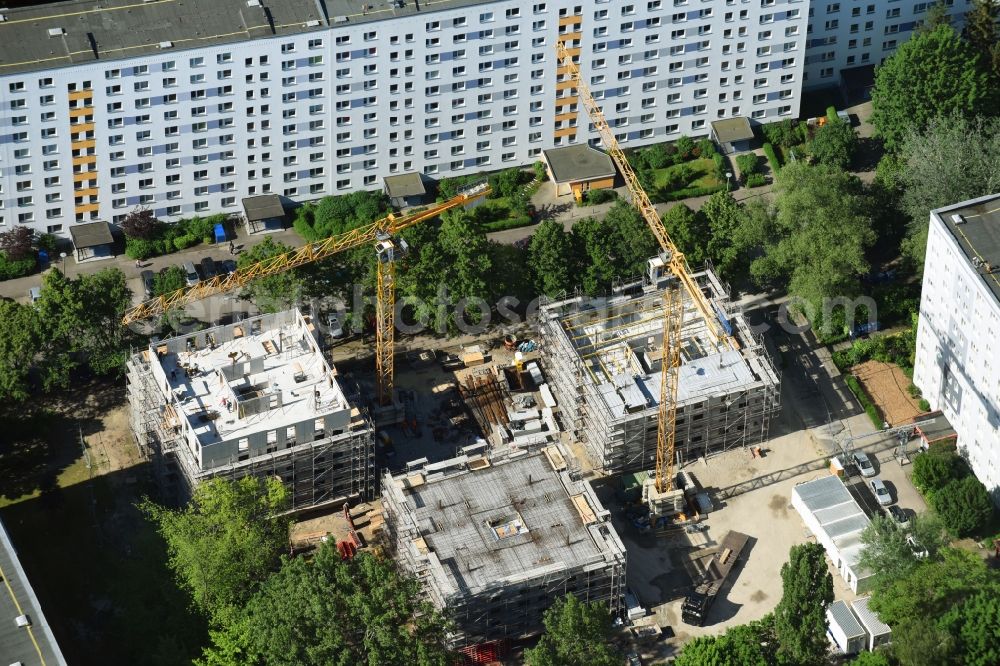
<box><xmin>913</xmin><ymin>194</ymin><xmax>1000</xmax><ymax>498</ymax></box>
<box><xmin>1</xmin><ymin>0</ymin><xmax>808</xmax><ymax>239</ymax></box>
<box><xmin>802</xmin><ymin>0</ymin><xmax>971</xmax><ymax>89</ymax></box>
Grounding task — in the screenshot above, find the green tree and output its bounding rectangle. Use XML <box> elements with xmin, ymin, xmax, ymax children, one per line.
<box><xmin>701</xmin><ymin>192</ymin><xmax>772</xmax><ymax>285</ymax></box>
<box><xmin>674</xmin><ymin>617</ymin><xmax>777</xmax><ymax>666</ymax></box>
<box><xmin>438</xmin><ymin>208</ymin><xmax>492</xmax><ymax>329</ymax></box>
<box><xmin>889</xmin><ymin>115</ymin><xmax>1000</xmax><ymax>270</ymax></box>
<box><xmin>918</xmin><ymin>1</ymin><xmax>953</xmax><ymax>33</ymax></box>
<box><xmin>154</xmin><ymin>265</ymin><xmax>188</xmax><ymax>297</ymax></box>
<box><xmin>528</xmin><ymin>220</ymin><xmax>577</xmax><ymax>297</ymax></box>
<box><xmin>858</xmin><ymin>514</ymin><xmax>923</xmax><ymax>588</ymax></box>
<box><xmin>0</xmin><ymin>225</ymin><xmax>35</xmax><ymax>261</ymax></box>
<box><xmin>140</xmin><ymin>477</ymin><xmax>292</xmax><ymax>622</ymax></box>
<box><xmin>754</xmin><ymin>163</ymin><xmax>874</xmax><ymax>325</ymax></box>
<box><xmin>309</xmin><ymin>191</ymin><xmax>390</xmax><ymax>239</ymax></box>
<box><xmin>850</xmin><ymin>651</ymin><xmax>892</xmax><ymax>666</ymax></box>
<box><xmin>0</xmin><ymin>299</ymin><xmax>41</xmax><ymax>401</ymax></box>
<box><xmin>964</xmin><ymin>0</ymin><xmax>1000</xmax><ymax>77</ymax></box>
<box><xmin>931</xmin><ymin>475</ymin><xmax>995</xmax><ymax>537</ymax></box>
<box><xmin>121</xmin><ymin>206</ymin><xmax>160</xmax><ymax>239</ymax></box>
<box><xmin>809</xmin><ymin>118</ymin><xmax>857</xmax><ymax>170</ymax></box>
<box><xmin>73</xmin><ymin>268</ymin><xmax>136</xmax><ymax>376</ymax></box>
<box><xmin>661</xmin><ymin>203</ymin><xmax>711</xmax><ymax>266</ymax></box>
<box><xmin>488</xmin><ymin>167</ymin><xmax>525</xmax><ymax>199</ymax></box>
<box><xmin>939</xmin><ymin>586</ymin><xmax>1000</xmax><ymax>666</ymax></box>
<box><xmin>774</xmin><ymin>542</ymin><xmax>834</xmax><ymax>666</ymax></box>
<box><xmin>200</xmin><ymin>545</ymin><xmax>451</xmax><ymax>666</ymax></box>
<box><xmin>572</xmin><ymin>201</ymin><xmax>658</xmax><ymax>295</ymax></box>
<box><xmin>911</xmin><ymin>447</ymin><xmax>962</xmax><ymax>494</ymax></box>
<box><xmin>236</xmin><ymin>237</ymin><xmax>304</xmax><ymax>313</ymax></box>
<box><xmin>524</xmin><ymin>593</ymin><xmax>619</xmax><ymax>666</ymax></box>
<box><xmin>870</xmin><ymin>24</ymin><xmax>998</xmax><ymax>150</ymax></box>
<box><xmin>892</xmin><ymin>616</ymin><xmax>957</xmax><ymax>666</ymax></box>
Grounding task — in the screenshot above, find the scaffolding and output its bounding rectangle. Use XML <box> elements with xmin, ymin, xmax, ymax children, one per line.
<box><xmin>537</xmin><ymin>265</ymin><xmax>781</xmax><ymax>474</ymax></box>
<box><xmin>125</xmin><ymin>309</ymin><xmax>376</xmax><ymax>510</ymax></box>
<box><xmin>381</xmin><ymin>445</ymin><xmax>627</xmax><ymax>649</ymax></box>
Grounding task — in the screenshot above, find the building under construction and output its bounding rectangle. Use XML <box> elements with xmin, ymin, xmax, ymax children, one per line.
<box><xmin>539</xmin><ymin>260</ymin><xmax>780</xmax><ymax>474</ymax></box>
<box><xmin>381</xmin><ymin>443</ymin><xmax>626</xmax><ymax>650</ymax></box>
<box><xmin>126</xmin><ymin>309</ymin><xmax>375</xmax><ymax>509</ymax></box>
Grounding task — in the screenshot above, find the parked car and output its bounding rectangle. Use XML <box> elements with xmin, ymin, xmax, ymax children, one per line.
<box><xmin>906</xmin><ymin>534</ymin><xmax>928</xmax><ymax>559</ymax></box>
<box><xmin>200</xmin><ymin>256</ymin><xmax>217</xmax><ymax>280</ymax></box>
<box><xmin>182</xmin><ymin>261</ymin><xmax>200</xmax><ymax>287</ymax></box>
<box><xmin>324</xmin><ymin>312</ymin><xmax>345</xmax><ymax>338</ymax></box>
<box><xmin>853</xmin><ymin>451</ymin><xmax>876</xmax><ymax>477</ymax></box>
<box><xmin>870</xmin><ymin>478</ymin><xmax>893</xmax><ymax>506</ymax></box>
<box><xmin>885</xmin><ymin>505</ymin><xmax>911</xmax><ymax>530</ymax></box>
<box><xmin>140</xmin><ymin>269</ymin><xmax>155</xmax><ymax>298</ymax></box>
<box><xmin>28</xmin><ymin>286</ymin><xmax>42</xmax><ymax>304</ymax></box>
<box><xmin>219</xmin><ymin>259</ymin><xmax>237</xmax><ymax>275</ymax></box>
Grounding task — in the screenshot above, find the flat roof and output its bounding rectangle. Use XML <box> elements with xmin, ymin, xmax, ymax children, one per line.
<box><xmin>384</xmin><ymin>173</ymin><xmax>427</xmax><ymax>198</ymax></box>
<box><xmin>933</xmin><ymin>193</ymin><xmax>1000</xmax><ymax>306</ymax></box>
<box><xmin>543</xmin><ymin>145</ymin><xmax>617</xmax><ymax>184</ymax></box>
<box><xmin>242</xmin><ymin>195</ymin><xmax>285</xmax><ymax>223</ymax></box>
<box><xmin>913</xmin><ymin>413</ymin><xmax>957</xmax><ymax>443</ymax></box>
<box><xmin>68</xmin><ymin>221</ymin><xmax>113</xmax><ymax>248</ymax></box>
<box><xmin>851</xmin><ymin>596</ymin><xmax>891</xmax><ymax>636</ymax></box>
<box><xmin>153</xmin><ymin>312</ymin><xmax>349</xmax><ymax>447</ymax></box>
<box><xmin>711</xmin><ymin>117</ymin><xmax>755</xmax><ymax>144</ymax></box>
<box><xmin>0</xmin><ymin>0</ymin><xmax>325</xmax><ymax>76</ymax></box>
<box><xmin>828</xmin><ymin>600</ymin><xmax>866</xmax><ymax>640</ymax></box>
<box><xmin>0</xmin><ymin>519</ymin><xmax>67</xmax><ymax>666</ymax></box>
<box><xmin>793</xmin><ymin>475</ymin><xmax>870</xmax><ymax>575</ymax></box>
<box><xmin>0</xmin><ymin>0</ymin><xmax>502</xmax><ymax>76</ymax></box>
<box><xmin>390</xmin><ymin>449</ymin><xmax>624</xmax><ymax>598</ymax></box>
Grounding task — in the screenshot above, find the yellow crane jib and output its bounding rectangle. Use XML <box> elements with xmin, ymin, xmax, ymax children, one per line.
<box><xmin>554</xmin><ymin>40</ymin><xmax>736</xmax><ymax>352</ymax></box>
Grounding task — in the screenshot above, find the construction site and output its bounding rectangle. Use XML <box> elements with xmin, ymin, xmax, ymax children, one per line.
<box><xmin>381</xmin><ymin>442</ymin><xmax>627</xmax><ymax>655</ymax></box>
<box><xmin>126</xmin><ymin>309</ymin><xmax>376</xmax><ymax>510</ymax></box>
<box><xmin>539</xmin><ymin>260</ymin><xmax>781</xmax><ymax>475</ymax></box>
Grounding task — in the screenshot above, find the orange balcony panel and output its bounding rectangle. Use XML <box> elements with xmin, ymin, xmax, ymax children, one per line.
<box><xmin>71</xmin><ymin>122</ymin><xmax>95</xmax><ymax>134</ymax></box>
<box><xmin>72</xmin><ymin>154</ymin><xmax>97</xmax><ymax>166</ymax></box>
<box><xmin>73</xmin><ymin>170</ymin><xmax>98</xmax><ymax>183</ymax></box>
<box><xmin>555</xmin><ymin>79</ymin><xmax>577</xmax><ymax>91</ymax></box>
<box><xmin>558</xmin><ymin>15</ymin><xmax>582</xmax><ymax>26</ymax></box>
<box><xmin>563</xmin><ymin>47</ymin><xmax>581</xmax><ymax>58</ymax></box>
<box><xmin>553</xmin><ymin>127</ymin><xmax>576</xmax><ymax>138</ymax></box>
<box><xmin>560</xmin><ymin>31</ymin><xmax>582</xmax><ymax>42</ymax></box>
<box><xmin>72</xmin><ymin>139</ymin><xmax>96</xmax><ymax>150</ymax></box>
<box><xmin>68</xmin><ymin>106</ymin><xmax>93</xmax><ymax>118</ymax></box>
<box><xmin>68</xmin><ymin>89</ymin><xmax>93</xmax><ymax>101</ymax></box>
<box><xmin>555</xmin><ymin>111</ymin><xmax>577</xmax><ymax>123</ymax></box>
<box><xmin>555</xmin><ymin>95</ymin><xmax>579</xmax><ymax>108</ymax></box>
<box><xmin>75</xmin><ymin>203</ymin><xmax>100</xmax><ymax>214</ymax></box>
<box><xmin>556</xmin><ymin>65</ymin><xmax>573</xmax><ymax>76</ymax></box>
<box><xmin>74</xmin><ymin>187</ymin><xmax>99</xmax><ymax>198</ymax></box>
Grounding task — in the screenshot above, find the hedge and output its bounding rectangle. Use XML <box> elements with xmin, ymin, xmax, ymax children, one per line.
<box><xmin>481</xmin><ymin>215</ymin><xmax>534</xmax><ymax>233</ymax></box>
<box><xmin>845</xmin><ymin>374</ymin><xmax>883</xmax><ymax>428</ymax></box>
<box><xmin>826</xmin><ymin>106</ymin><xmax>839</xmax><ymax>124</ymax></box>
<box><xmin>659</xmin><ymin>183</ymin><xmax>727</xmax><ymax>202</ymax></box>
<box><xmin>124</xmin><ymin>213</ymin><xmax>228</xmax><ymax>260</ymax></box>
<box><xmin>746</xmin><ymin>173</ymin><xmax>767</xmax><ymax>188</ymax></box>
<box><xmin>0</xmin><ymin>254</ymin><xmax>36</xmax><ymax>280</ymax></box>
<box><xmin>762</xmin><ymin>143</ymin><xmax>782</xmax><ymax>173</ymax></box>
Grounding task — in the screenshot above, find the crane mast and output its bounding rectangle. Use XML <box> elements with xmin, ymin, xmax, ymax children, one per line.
<box><xmin>121</xmin><ymin>184</ymin><xmax>491</xmax><ymax>406</ymax></box>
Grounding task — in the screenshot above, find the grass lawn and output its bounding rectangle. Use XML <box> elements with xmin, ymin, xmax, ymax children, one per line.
<box><xmin>652</xmin><ymin>157</ymin><xmax>724</xmax><ymax>190</ymax></box>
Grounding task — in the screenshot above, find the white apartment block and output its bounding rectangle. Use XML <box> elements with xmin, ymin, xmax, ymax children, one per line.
<box><xmin>0</xmin><ymin>0</ymin><xmax>809</xmax><ymax>240</ymax></box>
<box><xmin>913</xmin><ymin>194</ymin><xmax>1000</xmax><ymax>497</ymax></box>
<box><xmin>803</xmin><ymin>0</ymin><xmax>971</xmax><ymax>88</ymax></box>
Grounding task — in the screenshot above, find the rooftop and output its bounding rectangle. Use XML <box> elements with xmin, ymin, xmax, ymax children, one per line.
<box><xmin>933</xmin><ymin>193</ymin><xmax>1000</xmax><ymax>306</ymax></box>
<box><xmin>242</xmin><ymin>195</ymin><xmax>285</xmax><ymax>223</ymax></box>
<box><xmin>0</xmin><ymin>519</ymin><xmax>67</xmax><ymax>666</ymax></box>
<box><xmin>851</xmin><ymin>596</ymin><xmax>891</xmax><ymax>636</ymax></box>
<box><xmin>710</xmin><ymin>117</ymin><xmax>755</xmax><ymax>145</ymax></box>
<box><xmin>546</xmin><ymin>277</ymin><xmax>773</xmax><ymax>412</ymax></box>
<box><xmin>793</xmin><ymin>476</ymin><xmax>870</xmax><ymax>576</ymax></box>
<box><xmin>151</xmin><ymin>310</ymin><xmax>349</xmax><ymax>447</ymax></box>
<box><xmin>384</xmin><ymin>173</ymin><xmax>427</xmax><ymax>199</ymax></box>
<box><xmin>388</xmin><ymin>447</ymin><xmax>624</xmax><ymax>598</ymax></box>
<box><xmin>543</xmin><ymin>145</ymin><xmax>617</xmax><ymax>184</ymax></box>
<box><xmin>827</xmin><ymin>600</ymin><xmax>866</xmax><ymax>640</ymax></box>
<box><xmin>68</xmin><ymin>221</ymin><xmax>113</xmax><ymax>249</ymax></box>
<box><xmin>0</xmin><ymin>0</ymin><xmax>500</xmax><ymax>76</ymax></box>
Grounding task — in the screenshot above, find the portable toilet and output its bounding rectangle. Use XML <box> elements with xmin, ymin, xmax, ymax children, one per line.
<box><xmin>852</xmin><ymin>596</ymin><xmax>892</xmax><ymax>651</ymax></box>
<box><xmin>827</xmin><ymin>600</ymin><xmax>866</xmax><ymax>655</ymax></box>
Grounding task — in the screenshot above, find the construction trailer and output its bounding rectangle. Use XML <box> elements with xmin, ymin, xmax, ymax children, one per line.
<box><xmin>127</xmin><ymin>309</ymin><xmax>376</xmax><ymax>510</ymax></box>
<box><xmin>381</xmin><ymin>443</ymin><xmax>627</xmax><ymax>650</ymax></box>
<box><xmin>538</xmin><ymin>262</ymin><xmax>780</xmax><ymax>474</ymax></box>
<box><xmin>827</xmin><ymin>599</ymin><xmax>867</xmax><ymax>656</ymax></box>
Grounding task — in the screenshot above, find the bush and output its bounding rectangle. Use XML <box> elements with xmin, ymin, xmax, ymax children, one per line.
<box><xmin>912</xmin><ymin>449</ymin><xmax>962</xmax><ymax>495</ymax></box>
<box><xmin>712</xmin><ymin>153</ymin><xmax>726</xmax><ymax>179</ymax></box>
<box><xmin>826</xmin><ymin>106</ymin><xmax>840</xmax><ymax>124</ymax></box>
<box><xmin>0</xmin><ymin>253</ymin><xmax>36</xmax><ymax>280</ymax></box>
<box><xmin>735</xmin><ymin>153</ymin><xmax>760</xmax><ymax>178</ymax></box>
<box><xmin>932</xmin><ymin>476</ymin><xmax>995</xmax><ymax>537</ymax></box>
<box><xmin>481</xmin><ymin>215</ymin><xmax>534</xmax><ymax>233</ymax></box>
<box><xmin>675</xmin><ymin>135</ymin><xmax>696</xmax><ymax>160</ymax></box>
<box><xmin>746</xmin><ymin>173</ymin><xmax>767</xmax><ymax>188</ymax></box>
<box><xmin>172</xmin><ymin>235</ymin><xmax>198</xmax><ymax>251</ymax></box>
<box><xmin>125</xmin><ymin>237</ymin><xmax>160</xmax><ymax>260</ymax></box>
<box><xmin>36</xmin><ymin>233</ymin><xmax>58</xmax><ymax>254</ymax></box>
<box><xmin>762</xmin><ymin>143</ymin><xmax>782</xmax><ymax>173</ymax></box>
<box><xmin>658</xmin><ymin>184</ymin><xmax>727</xmax><ymax>202</ymax></box>
<box><xmin>581</xmin><ymin>188</ymin><xmax>618</xmax><ymax>206</ymax></box>
<box><xmin>533</xmin><ymin>160</ymin><xmax>547</xmax><ymax>182</ymax></box>
<box><xmin>919</xmin><ymin>398</ymin><xmax>931</xmax><ymax>412</ymax></box>
<box><xmin>845</xmin><ymin>374</ymin><xmax>883</xmax><ymax>428</ymax></box>
<box><xmin>760</xmin><ymin>119</ymin><xmax>801</xmax><ymax>148</ymax></box>
<box><xmin>696</xmin><ymin>138</ymin><xmax>717</xmax><ymax>158</ymax></box>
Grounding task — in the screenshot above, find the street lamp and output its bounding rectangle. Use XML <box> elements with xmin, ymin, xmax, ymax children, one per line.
<box><xmin>725</xmin><ymin>171</ymin><xmax>733</xmax><ymax>191</ymax></box>
<box><xmin>59</xmin><ymin>251</ymin><xmax>67</xmax><ymax>274</ymax></box>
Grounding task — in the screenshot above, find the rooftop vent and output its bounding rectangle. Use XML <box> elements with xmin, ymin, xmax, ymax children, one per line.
<box><xmin>333</xmin><ymin>15</ymin><xmax>349</xmax><ymax>23</ymax></box>
<box><xmin>305</xmin><ymin>19</ymin><xmax>320</xmax><ymax>27</ymax></box>
<box><xmin>158</xmin><ymin>41</ymin><xmax>174</xmax><ymax>49</ymax></box>
<box><xmin>951</xmin><ymin>213</ymin><xmax>967</xmax><ymax>225</ymax></box>
<box><xmin>0</xmin><ymin>14</ymin><xmax>7</xmax><ymax>22</ymax></box>
<box><xmin>47</xmin><ymin>27</ymin><xmax>65</xmax><ymax>37</ymax></box>
<box><xmin>247</xmin><ymin>0</ymin><xmax>261</xmax><ymax>6</ymax></box>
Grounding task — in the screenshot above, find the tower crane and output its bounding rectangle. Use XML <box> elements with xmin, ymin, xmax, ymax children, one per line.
<box><xmin>555</xmin><ymin>41</ymin><xmax>736</xmax><ymax>501</ymax></box>
<box><xmin>121</xmin><ymin>183</ymin><xmax>491</xmax><ymax>406</ymax></box>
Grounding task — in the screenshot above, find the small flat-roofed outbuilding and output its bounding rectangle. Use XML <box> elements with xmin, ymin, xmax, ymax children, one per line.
<box><xmin>242</xmin><ymin>195</ymin><xmax>286</xmax><ymax>234</ymax></box>
<box><xmin>852</xmin><ymin>596</ymin><xmax>892</xmax><ymax>651</ymax></box>
<box><xmin>912</xmin><ymin>413</ymin><xmax>957</xmax><ymax>449</ymax></box>
<box><xmin>710</xmin><ymin>117</ymin><xmax>755</xmax><ymax>154</ymax></box>
<box><xmin>384</xmin><ymin>173</ymin><xmax>428</xmax><ymax>208</ymax></box>
<box><xmin>69</xmin><ymin>221</ymin><xmax>114</xmax><ymax>262</ymax></box>
<box><xmin>542</xmin><ymin>145</ymin><xmax>617</xmax><ymax>201</ymax></box>
<box><xmin>827</xmin><ymin>600</ymin><xmax>866</xmax><ymax>655</ymax></box>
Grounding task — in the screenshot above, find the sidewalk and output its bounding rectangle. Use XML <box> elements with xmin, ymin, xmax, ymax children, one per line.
<box><xmin>0</xmin><ymin>225</ymin><xmax>304</xmax><ymax>303</ymax></box>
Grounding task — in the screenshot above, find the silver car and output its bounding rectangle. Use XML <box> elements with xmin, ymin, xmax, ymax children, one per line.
<box><xmin>870</xmin><ymin>478</ymin><xmax>893</xmax><ymax>506</ymax></box>
<box><xmin>853</xmin><ymin>451</ymin><xmax>876</xmax><ymax>477</ymax></box>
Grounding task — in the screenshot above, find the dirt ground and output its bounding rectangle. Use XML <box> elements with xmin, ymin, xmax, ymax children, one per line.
<box><xmin>851</xmin><ymin>360</ymin><xmax>924</xmax><ymax>425</ymax></box>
